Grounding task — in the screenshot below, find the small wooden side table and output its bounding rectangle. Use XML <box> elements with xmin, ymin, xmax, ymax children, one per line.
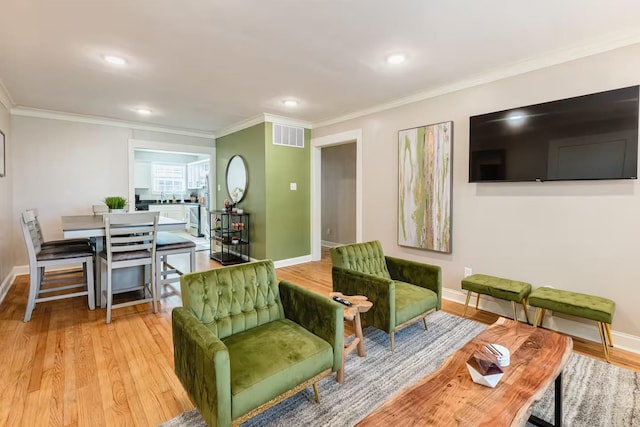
<box><xmin>329</xmin><ymin>292</ymin><xmax>373</xmax><ymax>383</ymax></box>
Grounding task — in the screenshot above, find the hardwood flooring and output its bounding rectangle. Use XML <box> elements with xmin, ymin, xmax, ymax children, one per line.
<box><xmin>1</xmin><ymin>248</ymin><xmax>639</xmax><ymax>426</ymax></box>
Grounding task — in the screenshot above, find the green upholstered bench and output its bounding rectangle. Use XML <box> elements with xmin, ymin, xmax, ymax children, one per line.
<box><xmin>528</xmin><ymin>287</ymin><xmax>615</xmax><ymax>362</ymax></box>
<box><xmin>461</xmin><ymin>274</ymin><xmax>532</xmax><ymax>323</ymax></box>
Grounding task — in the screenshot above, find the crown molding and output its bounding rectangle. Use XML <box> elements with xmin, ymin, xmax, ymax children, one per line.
<box><xmin>215</xmin><ymin>114</ymin><xmax>267</xmax><ymax>139</ymax></box>
<box><xmin>10</xmin><ymin>107</ymin><xmax>215</xmax><ymax>139</ymax></box>
<box><xmin>313</xmin><ymin>32</ymin><xmax>640</xmax><ymax>128</ymax></box>
<box><xmin>0</xmin><ymin>78</ymin><xmax>14</xmax><ymax>111</ymax></box>
<box><xmin>263</xmin><ymin>113</ymin><xmax>312</xmax><ymax>129</ymax></box>
<box><xmin>216</xmin><ymin>113</ymin><xmax>313</xmax><ymax>139</ymax></box>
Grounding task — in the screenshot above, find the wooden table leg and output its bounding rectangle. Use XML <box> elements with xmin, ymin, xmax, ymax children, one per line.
<box><xmin>354</xmin><ymin>312</ymin><xmax>366</xmax><ymax>357</ymax></box>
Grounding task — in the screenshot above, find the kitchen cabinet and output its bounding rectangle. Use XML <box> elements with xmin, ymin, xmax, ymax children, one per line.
<box><xmin>187</xmin><ymin>159</ymin><xmax>210</xmax><ymax>189</ymax></box>
<box><xmin>134</xmin><ymin>161</ymin><xmax>151</xmax><ymax>188</ymax></box>
<box><xmin>149</xmin><ymin>204</ymin><xmax>188</xmax><ymax>230</ymax></box>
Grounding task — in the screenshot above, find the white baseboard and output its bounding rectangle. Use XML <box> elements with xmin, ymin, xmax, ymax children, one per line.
<box><xmin>443</xmin><ymin>288</ymin><xmax>640</xmax><ymax>355</ymax></box>
<box><xmin>321</xmin><ymin>240</ymin><xmax>341</xmax><ymax>248</ymax></box>
<box><xmin>273</xmin><ymin>255</ymin><xmax>312</xmax><ymax>269</ymax></box>
<box><xmin>0</xmin><ymin>267</ymin><xmax>20</xmax><ymax>306</ymax></box>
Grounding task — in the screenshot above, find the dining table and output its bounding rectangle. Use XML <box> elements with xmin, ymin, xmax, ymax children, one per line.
<box><xmin>62</xmin><ymin>214</ymin><xmax>187</xmax><ymax>307</ymax></box>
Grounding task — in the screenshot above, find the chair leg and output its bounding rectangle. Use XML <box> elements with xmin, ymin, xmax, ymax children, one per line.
<box><xmin>85</xmin><ymin>257</ymin><xmax>95</xmax><ymax>310</ymax></box>
<box><xmin>151</xmin><ymin>260</ymin><xmax>157</xmax><ymax>314</ymax></box>
<box><xmin>423</xmin><ymin>316</ymin><xmax>428</xmax><ymax>330</ymax></box>
<box><xmin>24</xmin><ymin>264</ymin><xmax>39</xmax><ymax>322</ymax></box>
<box><xmin>312</xmin><ymin>383</ymin><xmax>320</xmax><ymax>403</ymax></box>
<box><xmin>521</xmin><ymin>299</ymin><xmax>530</xmax><ymax>324</ymax></box>
<box><xmin>597</xmin><ymin>322</ymin><xmax>610</xmax><ymax>362</ymax></box>
<box><xmin>390</xmin><ymin>332</ymin><xmax>395</xmax><ymax>352</ymax></box>
<box><xmin>604</xmin><ymin>323</ymin><xmax>614</xmax><ymax>347</ymax></box>
<box><xmin>511</xmin><ymin>301</ymin><xmax>518</xmax><ymax>322</ymax></box>
<box><xmin>463</xmin><ymin>290</ymin><xmax>472</xmax><ymax>317</ymax></box>
<box><xmin>106</xmin><ymin>260</ymin><xmax>113</xmax><ymax>324</ymax></box>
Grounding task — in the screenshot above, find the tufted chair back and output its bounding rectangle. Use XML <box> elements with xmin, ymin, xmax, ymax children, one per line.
<box><xmin>330</xmin><ymin>240</ymin><xmax>391</xmax><ymax>279</ymax></box>
<box><xmin>179</xmin><ymin>260</ymin><xmax>284</xmax><ymax>339</ymax></box>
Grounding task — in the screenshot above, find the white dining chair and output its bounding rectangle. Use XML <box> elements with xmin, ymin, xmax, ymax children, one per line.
<box><xmin>29</xmin><ymin>208</ymin><xmax>91</xmax><ymax>249</ymax></box>
<box><xmin>20</xmin><ymin>210</ymin><xmax>95</xmax><ymax>322</ymax></box>
<box><xmin>99</xmin><ymin>212</ymin><xmax>159</xmax><ymax>323</ymax></box>
<box><xmin>155</xmin><ymin>232</ymin><xmax>196</xmax><ymax>308</ymax></box>
<box><xmin>92</xmin><ymin>204</ymin><xmax>109</xmax><ymax>216</ymax></box>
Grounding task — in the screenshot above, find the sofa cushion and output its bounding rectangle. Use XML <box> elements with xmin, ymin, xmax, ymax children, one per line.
<box><xmin>331</xmin><ymin>240</ymin><xmax>391</xmax><ymax>279</ymax></box>
<box><xmin>223</xmin><ymin>318</ymin><xmax>333</xmax><ymax>419</ymax></box>
<box><xmin>394</xmin><ymin>280</ymin><xmax>438</xmax><ymax>326</ymax></box>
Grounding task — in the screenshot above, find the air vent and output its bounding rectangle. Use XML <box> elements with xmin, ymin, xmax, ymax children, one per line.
<box><xmin>273</xmin><ymin>124</ymin><xmax>304</xmax><ymax>148</ymax></box>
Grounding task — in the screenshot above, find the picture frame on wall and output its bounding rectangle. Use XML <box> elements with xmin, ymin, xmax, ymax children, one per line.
<box><xmin>0</xmin><ymin>130</ymin><xmax>5</xmax><ymax>178</ymax></box>
<box><xmin>398</xmin><ymin>121</ymin><xmax>453</xmax><ymax>253</ymax></box>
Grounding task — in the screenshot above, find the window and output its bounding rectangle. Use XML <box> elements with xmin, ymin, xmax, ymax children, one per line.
<box><xmin>152</xmin><ymin>163</ymin><xmax>186</xmax><ymax>194</ymax></box>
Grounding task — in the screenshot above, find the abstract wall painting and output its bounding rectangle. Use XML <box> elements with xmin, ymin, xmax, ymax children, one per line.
<box><xmin>398</xmin><ymin>121</ymin><xmax>452</xmax><ymax>253</ymax></box>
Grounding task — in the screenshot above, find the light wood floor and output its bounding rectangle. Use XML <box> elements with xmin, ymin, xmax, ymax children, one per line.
<box><xmin>2</xmin><ymin>248</ymin><xmax>639</xmax><ymax>426</ymax></box>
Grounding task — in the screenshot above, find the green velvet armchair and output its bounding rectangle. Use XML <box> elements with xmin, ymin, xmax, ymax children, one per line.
<box><xmin>172</xmin><ymin>260</ymin><xmax>343</xmax><ymax>427</ymax></box>
<box><xmin>331</xmin><ymin>240</ymin><xmax>441</xmax><ymax>351</ymax></box>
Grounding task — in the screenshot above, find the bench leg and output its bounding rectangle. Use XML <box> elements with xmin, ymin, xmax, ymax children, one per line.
<box><xmin>604</xmin><ymin>323</ymin><xmax>614</xmax><ymax>347</ymax></box>
<box><xmin>511</xmin><ymin>301</ymin><xmax>518</xmax><ymax>323</ymax></box>
<box><xmin>475</xmin><ymin>293</ymin><xmax>481</xmax><ymax>310</ymax></box>
<box><xmin>463</xmin><ymin>290</ymin><xmax>472</xmax><ymax>317</ymax></box>
<box><xmin>597</xmin><ymin>322</ymin><xmax>611</xmax><ymax>363</ymax></box>
<box><xmin>533</xmin><ymin>308</ymin><xmax>545</xmax><ymax>327</ymax></box>
<box><xmin>521</xmin><ymin>299</ymin><xmax>530</xmax><ymax>324</ymax></box>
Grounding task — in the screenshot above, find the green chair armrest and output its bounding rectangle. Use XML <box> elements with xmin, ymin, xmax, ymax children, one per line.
<box><xmin>279</xmin><ymin>280</ymin><xmax>344</xmax><ymax>372</ymax></box>
<box><xmin>172</xmin><ymin>307</ymin><xmax>232</xmax><ymax>427</ymax></box>
<box><xmin>331</xmin><ymin>266</ymin><xmax>395</xmax><ymax>333</ymax></box>
<box><xmin>385</xmin><ymin>256</ymin><xmax>442</xmax><ymax>310</ymax></box>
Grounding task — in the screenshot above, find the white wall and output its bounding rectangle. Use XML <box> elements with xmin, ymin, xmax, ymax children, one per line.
<box><xmin>11</xmin><ymin>116</ymin><xmax>214</xmax><ymax>266</ymax></box>
<box><xmin>0</xmin><ymin>95</ymin><xmax>13</xmax><ymax>301</ymax></box>
<box><xmin>312</xmin><ymin>43</ymin><xmax>640</xmax><ymax>341</ymax></box>
<box><xmin>321</xmin><ymin>143</ymin><xmax>356</xmax><ymax>245</ymax></box>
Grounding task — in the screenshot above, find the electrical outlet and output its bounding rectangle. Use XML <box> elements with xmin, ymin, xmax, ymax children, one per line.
<box><xmin>464</xmin><ymin>267</ymin><xmax>472</xmax><ymax>278</ymax></box>
<box><xmin>326</xmin><ymin>228</ymin><xmax>331</xmax><ymax>235</ymax></box>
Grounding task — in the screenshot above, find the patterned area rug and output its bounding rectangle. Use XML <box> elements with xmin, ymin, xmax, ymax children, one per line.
<box><xmin>159</xmin><ymin>312</ymin><xmax>640</xmax><ymax>426</ymax></box>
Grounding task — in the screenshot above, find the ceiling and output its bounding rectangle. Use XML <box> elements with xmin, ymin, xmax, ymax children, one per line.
<box><xmin>1</xmin><ymin>1</ymin><xmax>640</xmax><ymax>134</ymax></box>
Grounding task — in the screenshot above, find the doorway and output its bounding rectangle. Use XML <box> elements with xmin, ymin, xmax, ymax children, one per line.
<box><xmin>128</xmin><ymin>139</ymin><xmax>215</xmax><ymax>252</ymax></box>
<box><xmin>310</xmin><ymin>129</ymin><xmax>363</xmax><ymax>261</ymax></box>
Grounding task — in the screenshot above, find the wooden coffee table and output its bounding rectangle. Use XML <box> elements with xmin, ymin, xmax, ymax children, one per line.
<box><xmin>358</xmin><ymin>317</ymin><xmax>573</xmax><ymax>427</ymax></box>
<box><xmin>329</xmin><ymin>292</ymin><xmax>373</xmax><ymax>383</ymax></box>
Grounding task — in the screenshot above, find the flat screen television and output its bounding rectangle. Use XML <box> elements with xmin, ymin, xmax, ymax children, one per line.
<box><xmin>469</xmin><ymin>85</ymin><xmax>639</xmax><ymax>182</ymax></box>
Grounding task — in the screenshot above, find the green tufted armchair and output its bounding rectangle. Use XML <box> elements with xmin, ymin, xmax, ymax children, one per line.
<box><xmin>331</xmin><ymin>240</ymin><xmax>441</xmax><ymax>351</ymax></box>
<box><xmin>172</xmin><ymin>260</ymin><xmax>343</xmax><ymax>427</ymax></box>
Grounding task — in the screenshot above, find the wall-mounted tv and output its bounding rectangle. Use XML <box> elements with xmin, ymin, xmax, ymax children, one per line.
<box><xmin>469</xmin><ymin>85</ymin><xmax>639</xmax><ymax>182</ymax></box>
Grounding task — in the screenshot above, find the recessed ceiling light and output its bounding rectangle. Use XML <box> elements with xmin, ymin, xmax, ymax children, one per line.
<box><xmin>386</xmin><ymin>53</ymin><xmax>406</xmax><ymax>64</ymax></box>
<box><xmin>135</xmin><ymin>108</ymin><xmax>152</xmax><ymax>116</ymax></box>
<box><xmin>103</xmin><ymin>55</ymin><xmax>127</xmax><ymax>66</ymax></box>
<box><xmin>283</xmin><ymin>100</ymin><xmax>298</xmax><ymax>107</ymax></box>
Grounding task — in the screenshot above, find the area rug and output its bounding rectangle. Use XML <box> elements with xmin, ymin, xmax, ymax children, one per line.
<box><xmin>159</xmin><ymin>312</ymin><xmax>640</xmax><ymax>426</ymax></box>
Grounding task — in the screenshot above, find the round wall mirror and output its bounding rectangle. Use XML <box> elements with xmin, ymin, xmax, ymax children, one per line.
<box><xmin>226</xmin><ymin>155</ymin><xmax>248</xmax><ymax>203</ymax></box>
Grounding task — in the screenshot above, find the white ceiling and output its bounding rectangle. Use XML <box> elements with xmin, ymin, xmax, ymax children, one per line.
<box><xmin>1</xmin><ymin>1</ymin><xmax>640</xmax><ymax>134</ymax></box>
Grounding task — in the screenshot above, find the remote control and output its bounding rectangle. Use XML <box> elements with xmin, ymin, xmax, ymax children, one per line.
<box><xmin>332</xmin><ymin>296</ymin><xmax>352</xmax><ymax>306</ymax></box>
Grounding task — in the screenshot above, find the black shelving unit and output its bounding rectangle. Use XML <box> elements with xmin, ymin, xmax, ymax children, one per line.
<box><xmin>210</xmin><ymin>210</ymin><xmax>250</xmax><ymax>265</ymax></box>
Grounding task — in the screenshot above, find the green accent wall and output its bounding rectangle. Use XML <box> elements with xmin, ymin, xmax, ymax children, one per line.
<box><xmin>215</xmin><ymin>122</ymin><xmax>310</xmax><ymax>262</ymax></box>
<box><xmin>215</xmin><ymin>123</ymin><xmax>267</xmax><ymax>259</ymax></box>
<box><xmin>265</xmin><ymin>123</ymin><xmax>311</xmax><ymax>260</ymax></box>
